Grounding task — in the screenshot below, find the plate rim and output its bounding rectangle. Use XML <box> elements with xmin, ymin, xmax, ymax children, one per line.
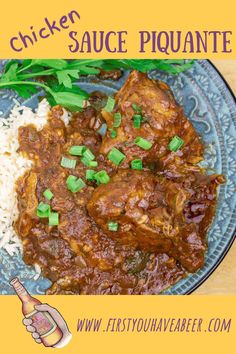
<box><xmin>0</xmin><ymin>59</ymin><xmax>235</xmax><ymax>294</ymax></box>
<box><xmin>184</xmin><ymin>59</ymin><xmax>236</xmax><ymax>295</ymax></box>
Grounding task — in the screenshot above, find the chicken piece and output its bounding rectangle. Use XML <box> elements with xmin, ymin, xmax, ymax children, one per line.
<box><xmin>88</xmin><ymin>169</ymin><xmax>173</xmax><ymax>252</ymax></box>
<box><xmin>100</xmin><ymin>70</ymin><xmax>203</xmax><ymax>167</ymax></box>
<box><xmin>87</xmin><ymin>169</ymin><xmax>222</xmax><ymax>272</ymax></box>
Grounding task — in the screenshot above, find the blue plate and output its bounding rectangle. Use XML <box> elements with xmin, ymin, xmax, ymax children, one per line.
<box><xmin>0</xmin><ymin>60</ymin><xmax>235</xmax><ymax>295</ymax></box>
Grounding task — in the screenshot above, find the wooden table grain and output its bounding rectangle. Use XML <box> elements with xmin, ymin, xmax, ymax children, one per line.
<box><xmin>194</xmin><ymin>60</ymin><xmax>236</xmax><ymax>294</ymax></box>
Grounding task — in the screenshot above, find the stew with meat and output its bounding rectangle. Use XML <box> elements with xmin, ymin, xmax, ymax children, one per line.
<box><xmin>15</xmin><ymin>70</ymin><xmax>224</xmax><ymax>294</ymax></box>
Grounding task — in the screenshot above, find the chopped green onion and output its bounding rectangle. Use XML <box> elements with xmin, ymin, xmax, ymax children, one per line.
<box><xmin>107</xmin><ymin>148</ymin><xmax>126</xmax><ymax>166</ymax></box>
<box><xmin>134</xmin><ymin>137</ymin><xmax>153</xmax><ymax>150</ymax></box>
<box><xmin>110</xmin><ymin>129</ymin><xmax>117</xmax><ymax>138</ymax></box>
<box><xmin>86</xmin><ymin>169</ymin><xmax>96</xmax><ymax>181</ymax></box>
<box><xmin>66</xmin><ymin>175</ymin><xmax>79</xmax><ymax>192</ymax></box>
<box><xmin>37</xmin><ymin>202</ymin><xmax>50</xmax><ymax>213</ymax></box>
<box><xmin>43</xmin><ymin>189</ymin><xmax>53</xmax><ymax>201</ymax></box>
<box><xmin>66</xmin><ymin>175</ymin><xmax>77</xmax><ymax>185</ymax></box>
<box><xmin>94</xmin><ymin>170</ymin><xmax>110</xmax><ymax>184</ymax></box>
<box><xmin>104</xmin><ymin>97</ymin><xmax>115</xmax><ymax>112</ymax></box>
<box><xmin>107</xmin><ymin>221</ymin><xmax>118</xmax><ymax>232</ymax></box>
<box><xmin>67</xmin><ymin>176</ymin><xmax>86</xmax><ymax>193</ymax></box>
<box><xmin>83</xmin><ymin>148</ymin><xmax>95</xmax><ymax>161</ymax></box>
<box><xmin>49</xmin><ymin>212</ymin><xmax>59</xmax><ymax>226</ymax></box>
<box><xmin>89</xmin><ymin>160</ymin><xmax>98</xmax><ymax>167</ymax></box>
<box><xmin>69</xmin><ymin>145</ymin><xmax>86</xmax><ymax>156</ymax></box>
<box><xmin>61</xmin><ymin>157</ymin><xmax>77</xmax><ymax>169</ymax></box>
<box><xmin>132</xmin><ymin>103</ymin><xmax>142</xmax><ymax>113</ymax></box>
<box><xmin>113</xmin><ymin>112</ymin><xmax>122</xmax><ymax>128</ymax></box>
<box><xmin>73</xmin><ymin>178</ymin><xmax>86</xmax><ymax>192</ymax></box>
<box><xmin>131</xmin><ymin>159</ymin><xmax>143</xmax><ymax>170</ymax></box>
<box><xmin>133</xmin><ymin>114</ymin><xmax>142</xmax><ymax>129</ymax></box>
<box><xmin>37</xmin><ymin>202</ymin><xmax>50</xmax><ymax>218</ymax></box>
<box><xmin>37</xmin><ymin>209</ymin><xmax>50</xmax><ymax>218</ymax></box>
<box><xmin>81</xmin><ymin>156</ymin><xmax>91</xmax><ymax>167</ymax></box>
<box><xmin>168</xmin><ymin>135</ymin><xmax>184</xmax><ymax>152</ymax></box>
<box><xmin>81</xmin><ymin>157</ymin><xmax>98</xmax><ymax>167</ymax></box>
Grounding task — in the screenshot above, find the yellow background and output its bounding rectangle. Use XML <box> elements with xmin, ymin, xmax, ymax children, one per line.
<box><xmin>195</xmin><ymin>60</ymin><xmax>236</xmax><ymax>294</ymax></box>
<box><xmin>1</xmin><ymin>295</ymin><xmax>235</xmax><ymax>353</ymax></box>
<box><xmin>0</xmin><ymin>0</ymin><xmax>235</xmax><ymax>58</ymax></box>
<box><xmin>0</xmin><ymin>1</ymin><xmax>236</xmax><ymax>353</ymax></box>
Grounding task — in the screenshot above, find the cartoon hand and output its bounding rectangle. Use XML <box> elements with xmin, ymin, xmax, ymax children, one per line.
<box><xmin>22</xmin><ymin>304</ymin><xmax>72</xmax><ymax>348</ymax></box>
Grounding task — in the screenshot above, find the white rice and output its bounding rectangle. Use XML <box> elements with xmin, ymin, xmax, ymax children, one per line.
<box><xmin>0</xmin><ymin>99</ymin><xmax>70</xmax><ymax>259</ymax></box>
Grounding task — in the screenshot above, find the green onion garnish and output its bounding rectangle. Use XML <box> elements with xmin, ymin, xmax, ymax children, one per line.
<box><xmin>80</xmin><ymin>156</ymin><xmax>91</xmax><ymax>167</ymax></box>
<box><xmin>133</xmin><ymin>114</ymin><xmax>142</xmax><ymax>129</ymax></box>
<box><xmin>107</xmin><ymin>221</ymin><xmax>118</xmax><ymax>232</ymax></box>
<box><xmin>43</xmin><ymin>189</ymin><xmax>54</xmax><ymax>201</ymax></box>
<box><xmin>69</xmin><ymin>145</ymin><xmax>86</xmax><ymax>156</ymax></box>
<box><xmin>86</xmin><ymin>169</ymin><xmax>96</xmax><ymax>181</ymax></box>
<box><xmin>81</xmin><ymin>157</ymin><xmax>98</xmax><ymax>167</ymax></box>
<box><xmin>94</xmin><ymin>170</ymin><xmax>110</xmax><ymax>184</ymax></box>
<box><xmin>132</xmin><ymin>103</ymin><xmax>142</xmax><ymax>113</ymax></box>
<box><xmin>110</xmin><ymin>129</ymin><xmax>117</xmax><ymax>138</ymax></box>
<box><xmin>73</xmin><ymin>178</ymin><xmax>86</xmax><ymax>192</ymax></box>
<box><xmin>131</xmin><ymin>159</ymin><xmax>143</xmax><ymax>170</ymax></box>
<box><xmin>89</xmin><ymin>160</ymin><xmax>98</xmax><ymax>167</ymax></box>
<box><xmin>49</xmin><ymin>212</ymin><xmax>59</xmax><ymax>226</ymax></box>
<box><xmin>66</xmin><ymin>175</ymin><xmax>86</xmax><ymax>193</ymax></box>
<box><xmin>168</xmin><ymin>135</ymin><xmax>184</xmax><ymax>152</ymax></box>
<box><xmin>104</xmin><ymin>97</ymin><xmax>115</xmax><ymax>112</ymax></box>
<box><xmin>134</xmin><ymin>137</ymin><xmax>152</xmax><ymax>150</ymax></box>
<box><xmin>83</xmin><ymin>148</ymin><xmax>95</xmax><ymax>161</ymax></box>
<box><xmin>61</xmin><ymin>157</ymin><xmax>77</xmax><ymax>169</ymax></box>
<box><xmin>66</xmin><ymin>175</ymin><xmax>77</xmax><ymax>185</ymax></box>
<box><xmin>113</xmin><ymin>112</ymin><xmax>122</xmax><ymax>128</ymax></box>
<box><xmin>36</xmin><ymin>202</ymin><xmax>50</xmax><ymax>218</ymax></box>
<box><xmin>80</xmin><ymin>148</ymin><xmax>96</xmax><ymax>167</ymax></box>
<box><xmin>37</xmin><ymin>202</ymin><xmax>50</xmax><ymax>213</ymax></box>
<box><xmin>107</xmin><ymin>148</ymin><xmax>126</xmax><ymax>166</ymax></box>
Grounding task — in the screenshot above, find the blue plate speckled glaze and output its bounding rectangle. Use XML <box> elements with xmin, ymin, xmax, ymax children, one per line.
<box><xmin>0</xmin><ymin>60</ymin><xmax>235</xmax><ymax>295</ymax></box>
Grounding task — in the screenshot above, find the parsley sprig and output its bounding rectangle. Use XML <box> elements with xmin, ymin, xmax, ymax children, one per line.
<box><xmin>0</xmin><ymin>59</ymin><xmax>194</xmax><ymax>111</ymax></box>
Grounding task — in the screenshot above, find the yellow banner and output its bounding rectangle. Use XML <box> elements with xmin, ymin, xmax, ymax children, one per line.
<box><xmin>0</xmin><ymin>1</ymin><xmax>236</xmax><ymax>353</ymax></box>
<box><xmin>1</xmin><ymin>295</ymin><xmax>235</xmax><ymax>353</ymax></box>
<box><xmin>0</xmin><ymin>0</ymin><xmax>235</xmax><ymax>58</ymax></box>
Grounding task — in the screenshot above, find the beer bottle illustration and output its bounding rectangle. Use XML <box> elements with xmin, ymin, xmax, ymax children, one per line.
<box><xmin>10</xmin><ymin>278</ymin><xmax>63</xmax><ymax>347</ymax></box>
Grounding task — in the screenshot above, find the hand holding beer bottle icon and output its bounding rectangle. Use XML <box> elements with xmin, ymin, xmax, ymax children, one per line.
<box><xmin>10</xmin><ymin>278</ymin><xmax>72</xmax><ymax>348</ymax></box>
<box><xmin>22</xmin><ymin>303</ymin><xmax>72</xmax><ymax>348</ymax></box>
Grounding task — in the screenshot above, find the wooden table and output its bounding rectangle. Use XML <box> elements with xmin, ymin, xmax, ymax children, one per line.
<box><xmin>194</xmin><ymin>60</ymin><xmax>236</xmax><ymax>294</ymax></box>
